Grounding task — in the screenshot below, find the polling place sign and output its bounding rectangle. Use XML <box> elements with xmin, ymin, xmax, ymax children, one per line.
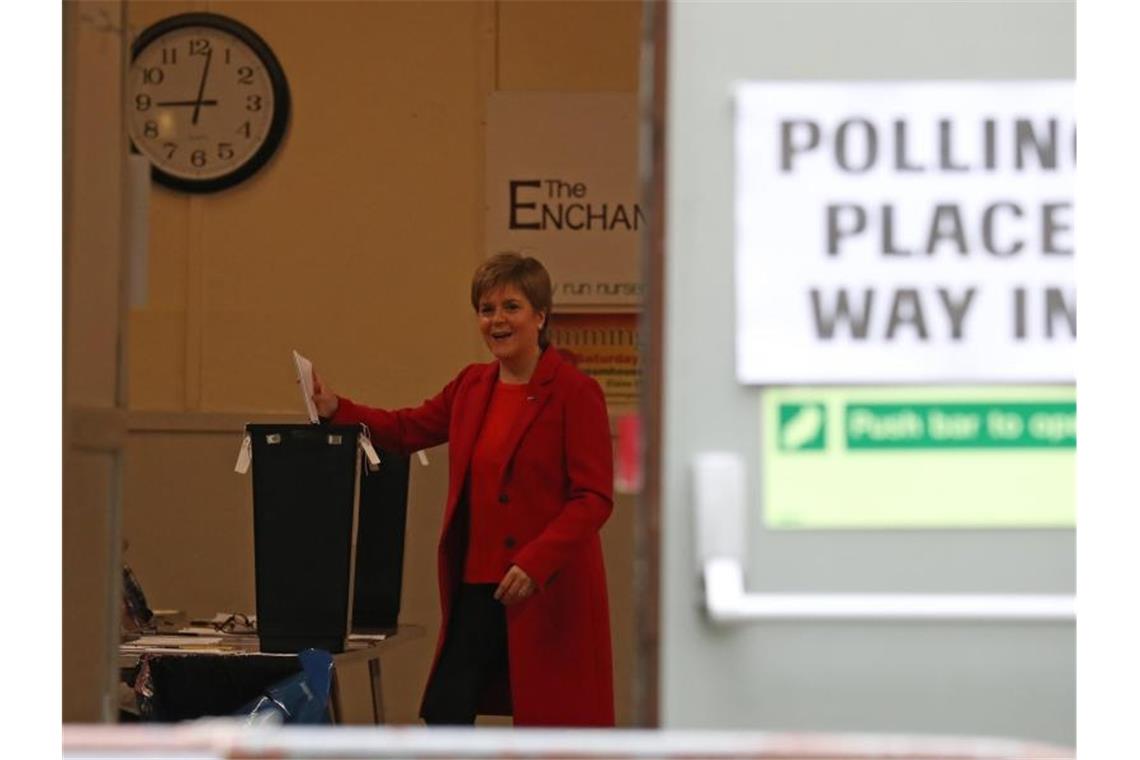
<box><xmin>734</xmin><ymin>81</ymin><xmax>1074</xmax><ymax>384</ymax></box>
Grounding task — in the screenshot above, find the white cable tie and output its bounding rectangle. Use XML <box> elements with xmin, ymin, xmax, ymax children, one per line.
<box><xmin>359</xmin><ymin>426</ymin><xmax>381</xmax><ymax>471</ymax></box>
<box><xmin>234</xmin><ymin>434</ymin><xmax>252</xmax><ymax>474</ymax></box>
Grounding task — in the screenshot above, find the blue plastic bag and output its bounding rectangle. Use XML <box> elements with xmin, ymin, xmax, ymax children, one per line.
<box><xmin>236</xmin><ymin>648</ymin><xmax>333</xmax><ymax>725</ymax></box>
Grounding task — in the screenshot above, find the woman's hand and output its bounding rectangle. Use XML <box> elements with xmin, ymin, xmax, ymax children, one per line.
<box><xmin>311</xmin><ymin>370</ymin><xmax>340</xmax><ymax>419</ymax></box>
<box><xmin>494</xmin><ymin>564</ymin><xmax>536</xmax><ymax>606</ymax></box>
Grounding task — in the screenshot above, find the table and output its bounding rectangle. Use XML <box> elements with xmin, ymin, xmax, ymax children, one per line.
<box><xmin>120</xmin><ymin>624</ymin><xmax>424</xmax><ymax>724</ymax></box>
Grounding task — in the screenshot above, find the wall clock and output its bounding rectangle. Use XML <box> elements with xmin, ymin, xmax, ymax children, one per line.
<box><xmin>127</xmin><ymin>12</ymin><xmax>291</xmax><ymax>193</ymax></box>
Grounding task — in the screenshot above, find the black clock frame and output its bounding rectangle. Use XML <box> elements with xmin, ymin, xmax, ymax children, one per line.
<box><xmin>129</xmin><ymin>12</ymin><xmax>291</xmax><ymax>194</ymax></box>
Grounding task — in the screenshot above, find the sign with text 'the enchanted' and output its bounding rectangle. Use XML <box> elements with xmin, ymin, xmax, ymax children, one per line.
<box><xmin>486</xmin><ymin>93</ymin><xmax>642</xmax><ymax>313</ymax></box>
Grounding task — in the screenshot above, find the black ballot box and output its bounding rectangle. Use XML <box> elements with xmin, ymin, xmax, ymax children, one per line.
<box><xmin>247</xmin><ymin>424</ymin><xmax>412</xmax><ymax>653</ymax></box>
<box><xmin>248</xmin><ymin>424</ymin><xmax>362</xmax><ymax>653</ymax></box>
<box><xmin>353</xmin><ymin>449</ymin><xmax>410</xmax><ymax>630</ymax></box>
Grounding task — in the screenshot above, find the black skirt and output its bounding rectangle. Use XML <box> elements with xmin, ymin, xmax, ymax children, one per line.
<box><xmin>420</xmin><ymin>583</ymin><xmax>511</xmax><ymax>725</ymax></box>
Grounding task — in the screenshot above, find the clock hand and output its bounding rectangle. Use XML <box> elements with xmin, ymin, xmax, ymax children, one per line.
<box><xmin>155</xmin><ymin>99</ymin><xmax>218</xmax><ymax>107</ymax></box>
<box><xmin>191</xmin><ymin>49</ymin><xmax>213</xmax><ymax>126</ymax></box>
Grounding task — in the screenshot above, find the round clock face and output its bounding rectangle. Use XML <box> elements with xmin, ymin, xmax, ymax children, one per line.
<box><xmin>127</xmin><ymin>13</ymin><xmax>290</xmax><ymax>193</ymax></box>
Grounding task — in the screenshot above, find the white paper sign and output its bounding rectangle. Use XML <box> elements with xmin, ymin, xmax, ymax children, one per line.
<box><xmin>734</xmin><ymin>81</ymin><xmax>1075</xmax><ymax>384</ymax></box>
<box><xmin>486</xmin><ymin>93</ymin><xmax>642</xmax><ymax>312</ymax></box>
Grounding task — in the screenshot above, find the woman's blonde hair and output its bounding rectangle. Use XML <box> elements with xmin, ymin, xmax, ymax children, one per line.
<box><xmin>470</xmin><ymin>252</ymin><xmax>553</xmax><ymax>348</ymax></box>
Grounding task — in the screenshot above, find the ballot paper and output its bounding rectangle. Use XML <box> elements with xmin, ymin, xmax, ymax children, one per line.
<box><xmin>292</xmin><ymin>349</ymin><xmax>320</xmax><ymax>423</ymax></box>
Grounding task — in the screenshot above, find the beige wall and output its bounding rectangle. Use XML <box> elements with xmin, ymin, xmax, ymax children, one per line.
<box><xmin>121</xmin><ymin>0</ymin><xmax>641</xmax><ymax>725</ymax></box>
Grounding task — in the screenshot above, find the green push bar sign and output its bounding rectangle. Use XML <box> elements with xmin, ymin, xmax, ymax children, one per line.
<box><xmin>764</xmin><ymin>386</ymin><xmax>1075</xmax><ymax>529</ymax></box>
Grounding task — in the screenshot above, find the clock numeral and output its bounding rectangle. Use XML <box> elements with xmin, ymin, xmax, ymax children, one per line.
<box><xmin>218</xmin><ymin>143</ymin><xmax>235</xmax><ymax>161</ymax></box>
<box><xmin>144</xmin><ymin>121</ymin><xmax>159</xmax><ymax>138</ymax></box>
<box><xmin>237</xmin><ymin>66</ymin><xmax>254</xmax><ymax>85</ymax></box>
<box><xmin>225</xmin><ymin>48</ymin><xmax>232</xmax><ymax>65</ymax></box>
<box><xmin>135</xmin><ymin>94</ymin><xmax>152</xmax><ymax>111</ymax></box>
<box><xmin>189</xmin><ymin>39</ymin><xmax>211</xmax><ymax>56</ymax></box>
<box><xmin>191</xmin><ymin>149</ymin><xmax>207</xmax><ymax>168</ymax></box>
<box><xmin>246</xmin><ymin>95</ymin><xmax>263</xmax><ymax>112</ymax></box>
<box><xmin>237</xmin><ymin>121</ymin><xmax>252</xmax><ymax>138</ymax></box>
<box><xmin>142</xmin><ymin>67</ymin><xmax>164</xmax><ymax>85</ymax></box>
<box><xmin>162</xmin><ymin>48</ymin><xmax>177</xmax><ymax>65</ymax></box>
<box><xmin>163</xmin><ymin>143</ymin><xmax>177</xmax><ymax>160</ymax></box>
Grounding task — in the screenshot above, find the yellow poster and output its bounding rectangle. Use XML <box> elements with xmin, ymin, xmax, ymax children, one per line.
<box><xmin>549</xmin><ymin>313</ymin><xmax>640</xmax><ymax>410</ymax></box>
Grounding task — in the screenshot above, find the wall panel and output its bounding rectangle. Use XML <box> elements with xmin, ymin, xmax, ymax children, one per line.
<box><xmin>497</xmin><ymin>0</ymin><xmax>641</xmax><ymax>91</ymax></box>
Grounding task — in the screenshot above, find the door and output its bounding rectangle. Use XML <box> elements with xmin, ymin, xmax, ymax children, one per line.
<box><xmin>62</xmin><ymin>0</ymin><xmax>135</xmax><ymax>721</ymax></box>
<box><xmin>656</xmin><ymin>0</ymin><xmax>1075</xmax><ymax>745</ymax></box>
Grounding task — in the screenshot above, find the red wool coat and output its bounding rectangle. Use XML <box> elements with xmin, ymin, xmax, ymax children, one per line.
<box><xmin>331</xmin><ymin>347</ymin><xmax>615</xmax><ymax>726</ymax></box>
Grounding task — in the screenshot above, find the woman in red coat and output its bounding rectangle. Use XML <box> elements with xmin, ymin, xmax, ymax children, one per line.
<box><xmin>311</xmin><ymin>253</ymin><xmax>615</xmax><ymax>727</ymax></box>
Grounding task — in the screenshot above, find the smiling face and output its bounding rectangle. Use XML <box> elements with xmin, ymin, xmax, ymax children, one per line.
<box><xmin>477</xmin><ymin>284</ymin><xmax>546</xmax><ymax>367</ymax></box>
